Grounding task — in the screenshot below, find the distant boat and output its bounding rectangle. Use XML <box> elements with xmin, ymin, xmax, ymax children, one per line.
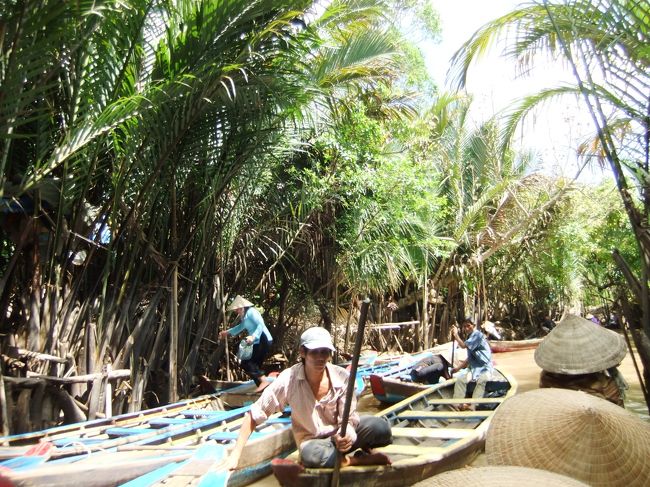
<box><xmin>219</xmin><ymin>380</ymin><xmax>268</xmax><ymax>409</ymax></box>
<box><xmin>488</xmin><ymin>338</ymin><xmax>543</xmax><ymax>353</ymax></box>
<box><xmin>271</xmin><ymin>368</ymin><xmax>517</xmax><ymax>487</ymax></box>
<box><xmin>352</xmin><ymin>350</ymin><xmax>437</xmax><ymax>395</ymax></box>
<box><xmin>370</xmin><ymin>368</ymin><xmax>512</xmax><ymax>405</ymax></box>
<box><xmin>369</xmin><ymin>374</ymin><xmax>432</xmax><ymax>404</ymax></box>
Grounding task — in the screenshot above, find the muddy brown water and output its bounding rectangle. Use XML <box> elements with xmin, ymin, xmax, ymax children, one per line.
<box><xmin>250</xmin><ymin>347</ymin><xmax>648</xmax><ymax>486</ymax></box>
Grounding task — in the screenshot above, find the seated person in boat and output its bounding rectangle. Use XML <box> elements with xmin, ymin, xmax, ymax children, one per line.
<box><xmin>539</xmin><ymin>368</ymin><xmax>626</xmax><ymax>406</ymax></box>
<box><xmin>223</xmin><ymin>327</ymin><xmax>392</xmax><ymax>470</ymax></box>
<box><xmin>410</xmin><ymin>354</ymin><xmax>451</xmax><ymax>384</ymax></box>
<box><xmin>541</xmin><ymin>315</ymin><xmax>556</xmax><ymax>333</ymax></box>
<box><xmin>535</xmin><ymin>314</ymin><xmax>628</xmax><ymax>407</ymax></box>
<box><xmin>450</xmin><ymin>318</ymin><xmax>494</xmax><ymax>410</ymax></box>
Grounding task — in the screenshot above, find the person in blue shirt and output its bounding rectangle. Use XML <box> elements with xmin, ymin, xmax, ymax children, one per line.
<box><xmin>450</xmin><ymin>317</ymin><xmax>493</xmax><ymax>410</ymax></box>
<box><xmin>220</xmin><ymin>295</ymin><xmax>273</xmax><ymax>391</ymax></box>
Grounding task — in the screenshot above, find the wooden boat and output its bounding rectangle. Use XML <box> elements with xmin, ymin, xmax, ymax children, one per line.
<box><xmin>121</xmin><ymin>412</ymin><xmax>293</xmax><ymax>487</ymax></box>
<box><xmin>0</xmin><ymin>397</ymin><xmax>295</xmax><ymax>486</ymax></box>
<box><xmin>120</xmin><ymin>414</ymin><xmax>294</xmax><ymax>487</ymax></box>
<box><xmin>351</xmin><ymin>351</ymin><xmax>434</xmax><ymax>395</ymax></box>
<box><xmin>0</xmin><ymin>393</ymin><xmax>226</xmax><ymax>454</ymax></box>
<box><xmin>367</xmin><ymin>343</ymin><xmax>470</xmax><ymax>404</ymax></box>
<box><xmin>219</xmin><ymin>381</ymin><xmax>265</xmax><ymax>409</ymax></box>
<box><xmin>370</xmin><ymin>368</ymin><xmax>512</xmax><ymax>405</ymax></box>
<box><xmin>271</xmin><ymin>368</ymin><xmax>517</xmax><ymax>487</ymax></box>
<box><xmin>368</xmin><ymin>375</ymin><xmax>432</xmax><ymax>404</ymax></box>
<box><xmin>488</xmin><ymin>338</ymin><xmax>543</xmax><ymax>353</ymax></box>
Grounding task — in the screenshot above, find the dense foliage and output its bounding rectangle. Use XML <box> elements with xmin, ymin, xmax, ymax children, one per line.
<box><xmin>1</xmin><ymin>0</ymin><xmax>646</xmax><ymax>424</ymax></box>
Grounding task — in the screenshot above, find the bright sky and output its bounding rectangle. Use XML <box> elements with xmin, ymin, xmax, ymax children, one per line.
<box><xmin>422</xmin><ymin>0</ymin><xmax>606</xmax><ymax>183</ymax></box>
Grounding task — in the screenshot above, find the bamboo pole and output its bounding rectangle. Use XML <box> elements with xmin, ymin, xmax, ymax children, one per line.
<box><xmin>0</xmin><ymin>370</ymin><xmax>9</xmax><ymax>437</ymax></box>
<box><xmin>169</xmin><ymin>264</ymin><xmax>179</xmax><ymax>403</ymax></box>
<box><xmin>422</xmin><ymin>253</ymin><xmax>428</xmax><ymax>351</ymax></box>
<box><xmin>104</xmin><ymin>364</ymin><xmax>113</xmax><ymax>418</ymax></box>
<box><xmin>24</xmin><ymin>369</ymin><xmax>131</xmax><ymax>383</ymax></box>
<box><xmin>225</xmin><ymin>338</ymin><xmax>231</xmax><ymax>382</ymax></box>
<box><xmin>622</xmin><ymin>321</ymin><xmax>649</xmax><ymax>408</ymax></box>
<box><xmin>331</xmin><ymin>298</ymin><xmax>370</xmax><ymax>487</ymax></box>
<box><xmin>169</xmin><ymin>176</ymin><xmax>179</xmax><ymax>404</ymax></box>
<box><xmin>10</xmin><ymin>348</ymin><xmax>67</xmax><ymax>364</ymax></box>
<box><xmin>334</xmin><ymin>280</ymin><xmax>338</xmax><ymax>363</ymax></box>
<box><xmin>344</xmin><ymin>295</ymin><xmax>354</xmax><ymax>352</ymax></box>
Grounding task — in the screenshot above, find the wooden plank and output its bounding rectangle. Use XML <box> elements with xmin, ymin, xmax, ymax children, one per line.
<box><xmin>148</xmin><ymin>418</ymin><xmax>193</xmax><ymax>428</ymax></box>
<box><xmin>208</xmin><ymin>431</ymin><xmax>266</xmax><ymax>441</ymax></box>
<box><xmin>397</xmin><ymin>410</ymin><xmax>491</xmax><ymax>420</ymax></box>
<box><xmin>376</xmin><ymin>443</ymin><xmax>444</xmax><ymax>456</ymax></box>
<box><xmin>263</xmin><ymin>417</ymin><xmax>291</xmax><ymax>425</ymax></box>
<box><xmin>106</xmin><ymin>427</ymin><xmax>154</xmax><ymax>437</ymax></box>
<box><xmin>87</xmin><ymin>376</ymin><xmax>103</xmax><ymax>421</ymax></box>
<box><xmin>390</xmin><ymin>427</ymin><xmax>474</xmax><ymax>439</ymax></box>
<box><xmin>181</xmin><ymin>409</ymin><xmax>239</xmax><ymax>419</ymax></box>
<box><xmin>25</xmin><ymin>369</ymin><xmax>131</xmax><ymax>383</ymax></box>
<box><xmin>425</xmin><ymin>397</ymin><xmax>504</xmax><ymax>405</ymax></box>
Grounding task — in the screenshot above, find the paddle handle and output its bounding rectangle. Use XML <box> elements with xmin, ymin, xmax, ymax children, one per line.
<box><xmin>225</xmin><ymin>337</ymin><xmax>231</xmax><ymax>382</ymax></box>
<box><xmin>450</xmin><ymin>339</ymin><xmax>455</xmax><ymax>372</ymax></box>
<box><xmin>339</xmin><ymin>298</ymin><xmax>370</xmax><ymax>435</ymax></box>
<box><xmin>331</xmin><ymin>298</ymin><xmax>370</xmax><ymax>487</ymax></box>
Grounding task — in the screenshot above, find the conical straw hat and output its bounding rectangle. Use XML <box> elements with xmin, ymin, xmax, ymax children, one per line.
<box><xmin>412</xmin><ymin>466</ymin><xmax>589</xmax><ymax>486</ymax></box>
<box><xmin>486</xmin><ymin>388</ymin><xmax>650</xmax><ymax>487</ymax></box>
<box><xmin>534</xmin><ymin>314</ymin><xmax>626</xmax><ymax>374</ymax></box>
<box><xmin>227</xmin><ymin>295</ymin><xmax>254</xmax><ymax>311</ymax></box>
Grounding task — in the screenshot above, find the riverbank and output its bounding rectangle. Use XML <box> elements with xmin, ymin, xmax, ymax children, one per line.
<box><xmin>251</xmin><ymin>345</ymin><xmax>647</xmax><ymax>485</ymax></box>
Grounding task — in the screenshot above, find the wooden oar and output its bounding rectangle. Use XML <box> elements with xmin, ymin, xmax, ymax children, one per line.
<box><xmin>450</xmin><ymin>338</ymin><xmax>455</xmax><ymax>376</ymax></box>
<box><xmin>225</xmin><ymin>338</ymin><xmax>231</xmax><ymax>382</ymax></box>
<box><xmin>331</xmin><ymin>298</ymin><xmax>370</xmax><ymax>487</ymax></box>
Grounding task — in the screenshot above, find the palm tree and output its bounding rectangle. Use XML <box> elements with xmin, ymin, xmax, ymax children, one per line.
<box><xmin>0</xmin><ymin>0</ymin><xmax>421</xmax><ymax>425</ymax></box>
<box><xmin>448</xmin><ymin>0</ymin><xmax>650</xmax><ymax>407</ymax></box>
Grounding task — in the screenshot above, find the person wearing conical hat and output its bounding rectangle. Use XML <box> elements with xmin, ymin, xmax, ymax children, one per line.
<box><xmin>220</xmin><ymin>295</ymin><xmax>273</xmax><ymax>392</ymax></box>
<box><xmin>485</xmin><ymin>388</ymin><xmax>650</xmax><ymax>486</ymax></box>
<box><xmin>534</xmin><ymin>313</ymin><xmax>628</xmax><ymax>406</ymax></box>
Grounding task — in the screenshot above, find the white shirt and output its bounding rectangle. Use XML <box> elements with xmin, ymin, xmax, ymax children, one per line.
<box><xmin>250</xmin><ymin>362</ymin><xmax>359</xmax><ymax>450</ymax></box>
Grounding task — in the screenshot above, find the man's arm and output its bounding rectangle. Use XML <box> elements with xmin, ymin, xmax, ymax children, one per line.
<box><xmin>451</xmin><ymin>326</ymin><xmax>467</xmax><ymax>349</ymax></box>
<box><xmin>452</xmin><ymin>359</ymin><xmax>468</xmax><ymax>374</ymax></box>
<box><xmin>223</xmin><ymin>412</ymin><xmax>256</xmax><ymax>470</ymax></box>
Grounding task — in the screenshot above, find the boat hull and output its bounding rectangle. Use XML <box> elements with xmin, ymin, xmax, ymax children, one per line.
<box><xmin>272</xmin><ymin>368</ymin><xmax>516</xmax><ymax>487</ymax></box>
<box><xmin>488</xmin><ymin>338</ymin><xmax>542</xmax><ymax>353</ymax></box>
<box><xmin>0</xmin><ymin>389</ymin><xmax>294</xmax><ymax>487</ymax></box>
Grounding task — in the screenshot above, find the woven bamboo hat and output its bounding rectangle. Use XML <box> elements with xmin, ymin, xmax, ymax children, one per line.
<box><xmin>412</xmin><ymin>466</ymin><xmax>589</xmax><ymax>486</ymax></box>
<box><xmin>227</xmin><ymin>295</ymin><xmax>254</xmax><ymax>311</ymax></box>
<box><xmin>534</xmin><ymin>313</ymin><xmax>626</xmax><ymax>373</ymax></box>
<box><xmin>486</xmin><ymin>388</ymin><xmax>650</xmax><ymax>487</ymax></box>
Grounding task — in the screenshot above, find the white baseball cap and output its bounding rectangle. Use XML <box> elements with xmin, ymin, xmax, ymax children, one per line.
<box><xmin>300</xmin><ymin>327</ymin><xmax>335</xmax><ymax>351</ymax></box>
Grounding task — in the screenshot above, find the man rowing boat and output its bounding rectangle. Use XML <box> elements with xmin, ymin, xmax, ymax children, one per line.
<box><xmin>451</xmin><ymin>317</ymin><xmax>494</xmax><ymax>410</ymax></box>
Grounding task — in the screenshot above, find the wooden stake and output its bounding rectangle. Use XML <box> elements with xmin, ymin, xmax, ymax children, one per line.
<box><xmin>225</xmin><ymin>337</ymin><xmax>231</xmax><ymax>382</ymax></box>
<box><xmin>331</xmin><ymin>298</ymin><xmax>370</xmax><ymax>487</ymax></box>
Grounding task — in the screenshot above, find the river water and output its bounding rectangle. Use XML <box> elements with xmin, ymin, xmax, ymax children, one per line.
<box><xmin>251</xmin><ymin>346</ymin><xmax>648</xmax><ymax>485</ymax></box>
